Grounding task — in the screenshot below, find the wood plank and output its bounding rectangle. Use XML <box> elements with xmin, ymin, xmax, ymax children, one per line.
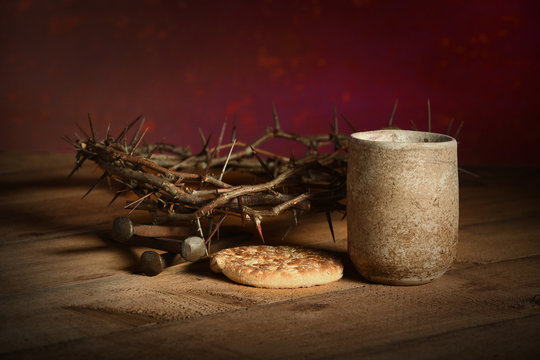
<box><xmin>457</xmin><ymin>213</ymin><xmax>540</xmax><ymax>265</ymax></box>
<box><xmin>2</xmin><ymin>256</ymin><xmax>538</xmax><ymax>359</ymax></box>
<box><xmin>1</xmin><ymin>155</ymin><xmax>539</xmax><ymax>358</ymax></box>
<box><xmin>458</xmin><ymin>167</ymin><xmax>540</xmax><ymax>227</ymax></box>
<box><xmin>352</xmin><ymin>314</ymin><xmax>540</xmax><ymax>360</ymax></box>
<box><xmin>0</xmin><ymin>255</ymin><xmax>365</xmax><ymax>354</ymax></box>
<box><xmin>0</xmin><ymin>153</ymin><xmax>75</xmax><ymax>177</ymax></box>
<box><xmin>0</xmin><ymin>155</ymin><xmax>137</xmax><ymax>244</ymax></box>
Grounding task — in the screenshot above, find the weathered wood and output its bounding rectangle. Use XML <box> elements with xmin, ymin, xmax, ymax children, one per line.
<box><xmin>3</xmin><ymin>257</ymin><xmax>539</xmax><ymax>359</ymax></box>
<box><xmin>0</xmin><ymin>154</ymin><xmax>539</xmax><ymax>359</ymax></box>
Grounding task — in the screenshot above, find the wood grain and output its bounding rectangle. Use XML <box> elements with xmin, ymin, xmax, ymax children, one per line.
<box><xmin>0</xmin><ymin>154</ymin><xmax>538</xmax><ymax>359</ymax></box>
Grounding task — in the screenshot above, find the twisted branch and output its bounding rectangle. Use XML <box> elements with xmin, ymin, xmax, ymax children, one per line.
<box><xmin>67</xmin><ymin>106</ymin><xmax>350</xmax><ymax>244</ymax></box>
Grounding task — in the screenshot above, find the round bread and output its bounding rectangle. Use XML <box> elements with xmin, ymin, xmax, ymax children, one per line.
<box><xmin>210</xmin><ymin>245</ymin><xmax>343</xmax><ymax>289</ymax></box>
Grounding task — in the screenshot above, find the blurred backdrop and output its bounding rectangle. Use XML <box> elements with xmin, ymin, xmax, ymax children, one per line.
<box><xmin>1</xmin><ymin>0</ymin><xmax>538</xmax><ymax>165</ymax></box>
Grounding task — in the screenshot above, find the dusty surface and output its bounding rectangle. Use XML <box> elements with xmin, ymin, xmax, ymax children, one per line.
<box><xmin>0</xmin><ymin>154</ymin><xmax>539</xmax><ymax>359</ymax></box>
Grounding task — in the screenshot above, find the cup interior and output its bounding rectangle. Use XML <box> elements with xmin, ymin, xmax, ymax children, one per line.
<box><xmin>351</xmin><ymin>130</ymin><xmax>454</xmax><ymax>144</ymax></box>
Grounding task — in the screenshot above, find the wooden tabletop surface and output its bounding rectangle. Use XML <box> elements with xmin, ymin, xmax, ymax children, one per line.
<box><xmin>0</xmin><ymin>154</ymin><xmax>539</xmax><ymax>359</ymax></box>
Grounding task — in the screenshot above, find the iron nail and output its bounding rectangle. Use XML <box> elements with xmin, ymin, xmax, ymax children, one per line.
<box><xmin>112</xmin><ymin>217</ymin><xmax>207</xmax><ymax>261</ymax></box>
<box><xmin>113</xmin><ymin>217</ymin><xmax>188</xmax><ymax>241</ymax></box>
<box><xmin>139</xmin><ymin>251</ymin><xmax>182</xmax><ymax>276</ymax></box>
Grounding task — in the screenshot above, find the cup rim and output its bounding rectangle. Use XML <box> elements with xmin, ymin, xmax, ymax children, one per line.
<box><xmin>350</xmin><ymin>129</ymin><xmax>456</xmax><ymax>146</ymax></box>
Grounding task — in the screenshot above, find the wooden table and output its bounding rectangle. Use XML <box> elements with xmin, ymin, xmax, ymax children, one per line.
<box><xmin>1</xmin><ymin>154</ymin><xmax>539</xmax><ymax>359</ymax></box>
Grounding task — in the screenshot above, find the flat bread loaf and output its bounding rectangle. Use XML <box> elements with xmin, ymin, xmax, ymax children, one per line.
<box><xmin>210</xmin><ymin>245</ymin><xmax>343</xmax><ymax>288</ymax></box>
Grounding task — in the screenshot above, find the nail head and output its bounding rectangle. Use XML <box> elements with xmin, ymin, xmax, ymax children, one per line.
<box><xmin>140</xmin><ymin>251</ymin><xmax>164</xmax><ymax>276</ymax></box>
<box><xmin>112</xmin><ymin>217</ymin><xmax>134</xmax><ymax>243</ymax></box>
<box><xmin>181</xmin><ymin>236</ymin><xmax>206</xmax><ymax>262</ymax></box>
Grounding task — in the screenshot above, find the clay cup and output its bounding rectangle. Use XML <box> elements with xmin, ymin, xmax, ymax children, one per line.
<box><xmin>347</xmin><ymin>129</ymin><xmax>459</xmax><ymax>285</ymax></box>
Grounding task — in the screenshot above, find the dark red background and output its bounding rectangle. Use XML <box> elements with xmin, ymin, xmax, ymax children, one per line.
<box><xmin>1</xmin><ymin>0</ymin><xmax>538</xmax><ymax>165</ymax></box>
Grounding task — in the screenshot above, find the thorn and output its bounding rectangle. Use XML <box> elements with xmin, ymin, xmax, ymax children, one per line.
<box><xmin>206</xmin><ymin>216</ymin><xmax>214</xmax><ymax>239</ymax></box>
<box><xmin>82</xmin><ymin>172</ymin><xmax>108</xmax><ymax>199</ymax></box>
<box><xmin>106</xmin><ymin>175</ymin><xmax>112</xmax><ymax>191</ymax></box>
<box><xmin>280</xmin><ymin>222</ymin><xmax>295</xmax><ymax>242</ymax></box>
<box><xmin>280</xmin><ymin>209</ymin><xmax>303</xmax><ymax>242</ymax></box>
<box><xmin>104</xmin><ymin>122</ymin><xmax>111</xmax><ymax>144</ymax></box>
<box><xmin>325</xmin><ymin>211</ymin><xmax>336</xmax><ymax>243</ymax></box>
<box><xmin>145</xmin><ymin>144</ymin><xmax>158</xmax><ymax>159</ymax></box>
<box><xmin>251</xmin><ymin>146</ymin><xmax>274</xmax><ymax>179</ymax></box>
<box><xmin>231</xmin><ymin>114</ymin><xmax>237</xmax><ymax>142</ymax></box>
<box><xmin>272</xmin><ymin>158</ymin><xmax>280</xmax><ymax>178</ymax></box>
<box><xmin>219</xmin><ymin>139</ymin><xmax>236</xmax><ymax>181</ymax></box>
<box><xmin>196</xmin><ymin>132</ymin><xmax>213</xmax><ymax>156</ymax></box>
<box><xmin>289</xmin><ymin>152</ymin><xmax>296</xmax><ymax>167</ymax></box>
<box><xmin>116</xmin><ymin>115</ymin><xmax>143</xmax><ymax>142</ymax></box>
<box><xmin>67</xmin><ymin>155</ymin><xmax>88</xmax><ymax>178</ymax></box>
<box><xmin>200</xmin><ymin>145</ymin><xmax>218</xmax><ymax>189</ymax></box>
<box><xmin>458</xmin><ymin>167</ymin><xmax>480</xmax><ymax>178</ymax></box>
<box><xmin>292</xmin><ymin>208</ymin><xmax>298</xmax><ymax>225</ymax></box>
<box><xmin>410</xmin><ymin>120</ymin><xmax>418</xmax><ymax>131</ymax></box>
<box><xmin>341</xmin><ymin>114</ymin><xmax>357</xmax><ymax>133</ymax></box>
<box><xmin>198</xmin><ymin>128</ymin><xmax>206</xmax><ymax>146</ymax></box>
<box><xmin>217</xmin><ymin>121</ymin><xmax>227</xmax><ymax>157</ymax></box>
<box><xmin>205</xmin><ymin>214</ymin><xmax>228</xmax><ymax>245</ymax></box>
<box><xmin>124</xmin><ymin>191</ymin><xmax>150</xmax><ymax>209</ymax></box>
<box><xmin>446</xmin><ymin>118</ymin><xmax>454</xmax><ymax>135</ymax></box>
<box><xmin>76</xmin><ymin>123</ymin><xmax>90</xmax><ymax>139</ymax></box>
<box><xmin>207</xmin><ymin>230</ymin><xmax>212</xmax><ymax>251</ymax></box>
<box><xmin>315</xmin><ymin>160</ymin><xmax>343</xmax><ymax>179</ymax></box>
<box><xmin>88</xmin><ymin>113</ymin><xmax>96</xmax><ymax>142</ymax></box>
<box><xmin>272</xmin><ymin>101</ymin><xmax>280</xmax><ymax>131</ymax></box>
<box><xmin>130</xmin><ymin>127</ymin><xmax>148</xmax><ymax>155</ymax></box>
<box><xmin>205</xmin><ymin>145</ymin><xmax>218</xmax><ymax>174</ymax></box>
<box><xmin>130</xmin><ymin>116</ymin><xmax>146</xmax><ymax>145</ymax></box>
<box><xmin>61</xmin><ymin>135</ymin><xmax>78</xmax><ymax>147</ymax></box>
<box><xmin>332</xmin><ymin>105</ymin><xmax>340</xmax><ymax>151</ymax></box>
<box><xmin>126</xmin><ymin>192</ymin><xmax>154</xmax><ymax>214</ymax></box>
<box><xmin>333</xmin><ymin>103</ymin><xmax>338</xmax><ymax>135</ymax></box>
<box><xmin>388</xmin><ymin>98</ymin><xmax>398</xmax><ymax>127</ymax></box>
<box><xmin>196</xmin><ymin>217</ymin><xmax>205</xmax><ymax>239</ymax></box>
<box><xmin>108</xmin><ymin>187</ymin><xmax>127</xmax><ymax>206</ymax></box>
<box><xmin>427</xmin><ymin>98</ymin><xmax>432</xmax><ymax>132</ymax></box>
<box><xmin>454</xmin><ymin>121</ymin><xmax>464</xmax><ymax>139</ymax></box>
<box><xmin>255</xmin><ymin>217</ymin><xmax>265</xmax><ymax>243</ymax></box>
<box><xmin>237</xmin><ymin>195</ymin><xmax>245</xmax><ymax>223</ymax></box>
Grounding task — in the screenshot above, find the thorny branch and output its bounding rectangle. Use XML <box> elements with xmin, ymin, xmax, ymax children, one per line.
<box><xmin>66</xmin><ymin>106</ymin><xmax>349</xmax><ymax>244</ymax></box>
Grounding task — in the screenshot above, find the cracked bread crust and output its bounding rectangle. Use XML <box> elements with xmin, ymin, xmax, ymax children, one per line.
<box><xmin>210</xmin><ymin>245</ymin><xmax>343</xmax><ymax>288</ymax></box>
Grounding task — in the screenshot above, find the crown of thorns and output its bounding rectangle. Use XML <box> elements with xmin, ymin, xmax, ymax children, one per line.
<box><xmin>65</xmin><ymin>103</ymin><xmax>352</xmax><ymax>245</ymax></box>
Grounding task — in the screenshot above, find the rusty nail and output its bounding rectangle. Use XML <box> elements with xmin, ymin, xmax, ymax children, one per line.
<box><xmin>139</xmin><ymin>238</ymin><xmax>206</xmax><ymax>276</ymax></box>
<box><xmin>112</xmin><ymin>217</ymin><xmax>193</xmax><ymax>253</ymax></box>
<box><xmin>181</xmin><ymin>236</ymin><xmax>207</xmax><ymax>262</ymax></box>
<box><xmin>139</xmin><ymin>251</ymin><xmax>182</xmax><ymax>276</ymax></box>
<box><xmin>113</xmin><ymin>217</ymin><xmax>207</xmax><ymax>261</ymax></box>
<box><xmin>140</xmin><ymin>237</ymin><xmax>206</xmax><ymax>276</ymax></box>
<box><xmin>113</xmin><ymin>217</ymin><xmax>191</xmax><ymax>241</ymax></box>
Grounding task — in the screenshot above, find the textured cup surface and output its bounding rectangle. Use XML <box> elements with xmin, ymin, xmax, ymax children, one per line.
<box><xmin>347</xmin><ymin>130</ymin><xmax>459</xmax><ymax>285</ymax></box>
